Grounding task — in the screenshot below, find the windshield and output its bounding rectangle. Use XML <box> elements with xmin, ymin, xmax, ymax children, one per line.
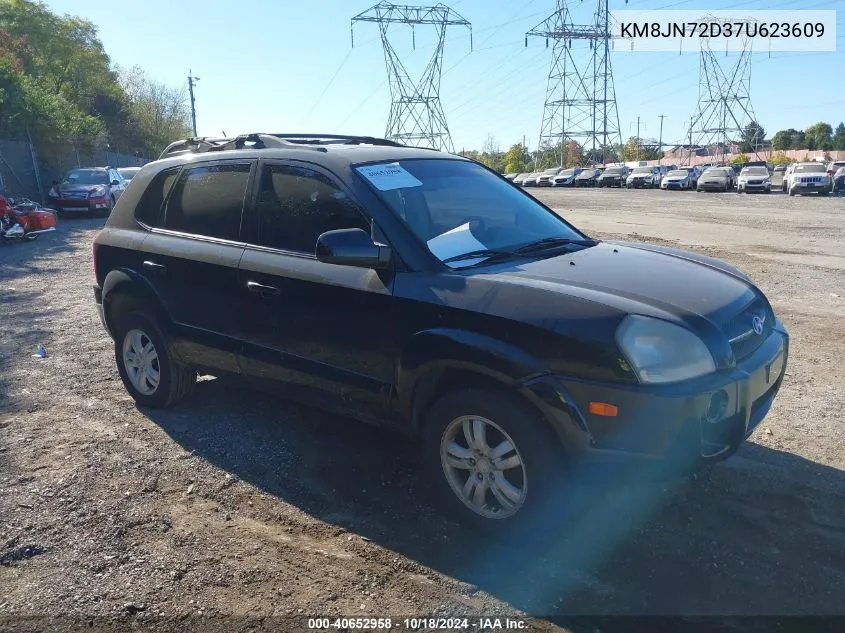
<box><xmin>356</xmin><ymin>159</ymin><xmax>587</xmax><ymax>267</ymax></box>
<box><xmin>836</xmin><ymin>167</ymin><xmax>845</xmax><ymax>176</ymax></box>
<box><xmin>118</xmin><ymin>167</ymin><xmax>140</xmax><ymax>180</ymax></box>
<box><xmin>794</xmin><ymin>163</ymin><xmax>826</xmax><ymax>173</ymax></box>
<box><xmin>543</xmin><ymin>168</ymin><xmax>559</xmax><ymax>175</ymax></box>
<box><xmin>559</xmin><ymin>169</ymin><xmax>576</xmax><ymax>177</ymax></box>
<box><xmin>603</xmin><ymin>167</ymin><xmax>624</xmax><ymax>175</ymax></box>
<box><xmin>703</xmin><ymin>168</ymin><xmax>726</xmax><ymax>177</ymax></box>
<box><xmin>741</xmin><ymin>167</ymin><xmax>768</xmax><ymax>176</ymax></box>
<box><xmin>667</xmin><ymin>170</ymin><xmax>687</xmax><ymax>177</ymax></box>
<box><xmin>62</xmin><ymin>169</ymin><xmax>109</xmax><ymax>185</ymax></box>
<box><xmin>576</xmin><ymin>170</ymin><xmax>595</xmax><ymax>178</ymax></box>
<box><xmin>632</xmin><ymin>167</ymin><xmax>652</xmax><ymax>174</ymax></box>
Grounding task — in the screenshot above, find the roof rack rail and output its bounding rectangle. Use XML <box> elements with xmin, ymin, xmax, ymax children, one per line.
<box><xmin>157</xmin><ymin>133</ymin><xmax>429</xmax><ymax>161</ymax></box>
<box><xmin>266</xmin><ymin>134</ymin><xmax>406</xmax><ymax>148</ymax></box>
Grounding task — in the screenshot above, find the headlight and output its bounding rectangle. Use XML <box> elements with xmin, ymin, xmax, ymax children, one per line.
<box><xmin>616</xmin><ymin>315</ymin><xmax>716</xmax><ymax>384</ymax></box>
<box><xmin>88</xmin><ymin>186</ymin><xmax>107</xmax><ymax>197</ymax></box>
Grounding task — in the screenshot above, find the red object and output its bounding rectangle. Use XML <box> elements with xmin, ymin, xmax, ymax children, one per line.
<box><xmin>27</xmin><ymin>209</ymin><xmax>57</xmax><ymax>231</ymax></box>
<box><xmin>0</xmin><ymin>195</ymin><xmax>11</xmax><ymax>215</ymax></box>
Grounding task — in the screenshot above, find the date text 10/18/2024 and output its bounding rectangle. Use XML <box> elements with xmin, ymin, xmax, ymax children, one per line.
<box><xmin>307</xmin><ymin>617</ymin><xmax>531</xmax><ymax>631</ymax></box>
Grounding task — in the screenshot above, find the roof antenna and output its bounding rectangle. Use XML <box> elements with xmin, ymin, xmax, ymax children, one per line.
<box><xmin>222</xmin><ymin>130</ymin><xmax>227</xmax><ymax>136</ymax></box>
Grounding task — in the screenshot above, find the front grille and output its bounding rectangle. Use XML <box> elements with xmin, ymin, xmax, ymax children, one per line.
<box><xmin>748</xmin><ymin>180</ymin><xmax>763</xmax><ymax>185</ymax></box>
<box><xmin>720</xmin><ymin>296</ymin><xmax>774</xmax><ymax>361</ymax></box>
<box><xmin>799</xmin><ymin>176</ymin><xmax>822</xmax><ymax>183</ymax></box>
<box><xmin>62</xmin><ymin>192</ymin><xmax>88</xmax><ymax>199</ymax></box>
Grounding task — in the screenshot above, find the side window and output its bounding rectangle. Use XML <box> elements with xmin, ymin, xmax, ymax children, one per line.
<box><xmin>135</xmin><ymin>167</ymin><xmax>180</xmax><ymax>227</ymax></box>
<box><xmin>253</xmin><ymin>164</ymin><xmax>371</xmax><ymax>253</ymax></box>
<box><xmin>164</xmin><ymin>163</ymin><xmax>250</xmax><ymax>241</ymax></box>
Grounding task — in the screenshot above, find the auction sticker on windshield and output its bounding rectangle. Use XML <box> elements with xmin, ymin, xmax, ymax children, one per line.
<box><xmin>356</xmin><ymin>163</ymin><xmax>423</xmax><ymax>191</ymax></box>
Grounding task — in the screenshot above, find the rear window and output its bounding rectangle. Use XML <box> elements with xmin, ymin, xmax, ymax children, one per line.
<box><xmin>163</xmin><ymin>163</ymin><xmax>251</xmax><ymax>241</ymax></box>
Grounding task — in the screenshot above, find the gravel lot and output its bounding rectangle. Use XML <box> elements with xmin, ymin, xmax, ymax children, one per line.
<box><xmin>1</xmin><ymin>188</ymin><xmax>843</xmax><ymax>632</ymax></box>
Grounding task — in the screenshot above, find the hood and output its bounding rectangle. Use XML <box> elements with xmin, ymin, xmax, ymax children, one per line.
<box><xmin>477</xmin><ymin>241</ymin><xmax>754</xmax><ymax>323</ymax></box>
<box><xmin>665</xmin><ymin>175</ymin><xmax>687</xmax><ymax>181</ymax></box>
<box><xmin>56</xmin><ymin>183</ymin><xmax>107</xmax><ymax>193</ymax></box>
<box><xmin>600</xmin><ymin>172</ymin><xmax>623</xmax><ymax>178</ymax></box>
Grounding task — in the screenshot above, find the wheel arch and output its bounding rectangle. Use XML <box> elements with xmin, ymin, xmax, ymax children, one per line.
<box><xmin>397</xmin><ymin>329</ymin><xmax>579</xmax><ymax>448</ymax></box>
<box><xmin>101</xmin><ymin>268</ymin><xmax>172</xmax><ymax>338</ymax></box>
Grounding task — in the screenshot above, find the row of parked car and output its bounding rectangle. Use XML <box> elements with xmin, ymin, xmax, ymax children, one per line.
<box><xmin>506</xmin><ymin>160</ymin><xmax>845</xmax><ymax>195</ymax></box>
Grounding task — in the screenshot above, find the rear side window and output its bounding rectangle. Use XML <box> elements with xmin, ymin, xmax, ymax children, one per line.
<box><xmin>135</xmin><ymin>168</ymin><xmax>180</xmax><ymax>227</ymax></box>
<box><xmin>164</xmin><ymin>163</ymin><xmax>250</xmax><ymax>241</ymax></box>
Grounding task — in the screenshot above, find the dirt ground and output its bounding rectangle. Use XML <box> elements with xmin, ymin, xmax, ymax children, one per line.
<box><xmin>1</xmin><ymin>188</ymin><xmax>843</xmax><ymax>632</ymax></box>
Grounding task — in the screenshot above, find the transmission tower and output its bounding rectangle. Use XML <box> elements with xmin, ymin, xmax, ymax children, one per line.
<box><xmin>526</xmin><ymin>0</ymin><xmax>621</xmax><ymax>167</ymax></box>
<box><xmin>687</xmin><ymin>16</ymin><xmax>759</xmax><ymax>164</ymax></box>
<box><xmin>351</xmin><ymin>2</ymin><xmax>471</xmax><ymax>152</ymax></box>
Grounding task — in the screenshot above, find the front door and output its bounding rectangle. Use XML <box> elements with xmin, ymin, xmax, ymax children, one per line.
<box><xmin>237</xmin><ymin>161</ymin><xmax>396</xmax><ymax>422</ymax></box>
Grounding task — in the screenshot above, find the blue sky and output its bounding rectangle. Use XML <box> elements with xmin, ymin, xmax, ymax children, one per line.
<box><xmin>46</xmin><ymin>0</ymin><xmax>844</xmax><ymax>152</ymax></box>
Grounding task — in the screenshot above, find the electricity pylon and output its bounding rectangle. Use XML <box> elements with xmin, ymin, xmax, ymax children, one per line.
<box><xmin>526</xmin><ymin>0</ymin><xmax>621</xmax><ymax>167</ymax></box>
<box><xmin>351</xmin><ymin>2</ymin><xmax>471</xmax><ymax>152</ymax></box>
<box><xmin>687</xmin><ymin>16</ymin><xmax>759</xmax><ymax>164</ymax></box>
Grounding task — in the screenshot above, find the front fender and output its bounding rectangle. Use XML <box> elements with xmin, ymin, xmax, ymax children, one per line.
<box><xmin>397</xmin><ymin>328</ymin><xmax>548</xmax><ymax>422</ymax></box>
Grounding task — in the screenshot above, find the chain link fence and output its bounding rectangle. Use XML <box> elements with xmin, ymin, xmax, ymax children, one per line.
<box><xmin>0</xmin><ymin>139</ymin><xmax>151</xmax><ymax>202</ymax></box>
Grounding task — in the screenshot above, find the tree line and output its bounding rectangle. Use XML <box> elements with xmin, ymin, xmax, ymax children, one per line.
<box><xmin>0</xmin><ymin>0</ymin><xmax>191</xmax><ymax>159</ymax></box>
<box><xmin>464</xmin><ymin>120</ymin><xmax>845</xmax><ymax>174</ymax></box>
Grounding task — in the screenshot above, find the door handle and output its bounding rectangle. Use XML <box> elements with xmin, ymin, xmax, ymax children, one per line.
<box><xmin>246</xmin><ymin>281</ymin><xmax>280</xmax><ymax>296</ymax></box>
<box><xmin>142</xmin><ymin>260</ymin><xmax>167</xmax><ymax>273</ymax></box>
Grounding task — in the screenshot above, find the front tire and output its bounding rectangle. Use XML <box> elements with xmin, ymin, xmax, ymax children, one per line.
<box><xmin>422</xmin><ymin>388</ymin><xmax>562</xmax><ymax>533</ymax></box>
<box><xmin>113</xmin><ymin>310</ymin><xmax>195</xmax><ymax>408</ymax></box>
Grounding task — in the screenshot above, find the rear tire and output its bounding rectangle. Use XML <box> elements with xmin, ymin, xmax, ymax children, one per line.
<box><xmin>422</xmin><ymin>388</ymin><xmax>563</xmax><ymax>534</ymax></box>
<box><xmin>112</xmin><ymin>310</ymin><xmax>195</xmax><ymax>408</ymax></box>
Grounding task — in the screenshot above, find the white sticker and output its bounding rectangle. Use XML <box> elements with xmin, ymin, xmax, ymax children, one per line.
<box><xmin>427</xmin><ymin>222</ymin><xmax>487</xmax><ymax>267</ymax></box>
<box><xmin>356</xmin><ymin>163</ymin><xmax>423</xmax><ymax>191</ymax></box>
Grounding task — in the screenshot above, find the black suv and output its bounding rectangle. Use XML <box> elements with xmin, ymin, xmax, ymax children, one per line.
<box><xmin>93</xmin><ymin>133</ymin><xmax>789</xmax><ymax>530</ymax></box>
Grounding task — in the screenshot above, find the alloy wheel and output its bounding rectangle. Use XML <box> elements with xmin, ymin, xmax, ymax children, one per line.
<box><xmin>122</xmin><ymin>328</ymin><xmax>161</xmax><ymax>395</ymax></box>
<box><xmin>439</xmin><ymin>415</ymin><xmax>528</xmax><ymax>519</ymax></box>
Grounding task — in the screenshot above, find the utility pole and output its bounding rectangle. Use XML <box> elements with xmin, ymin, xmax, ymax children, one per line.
<box><xmin>658</xmin><ymin>114</ymin><xmax>666</xmax><ymax>164</ymax></box>
<box><xmin>187</xmin><ymin>71</ymin><xmax>200</xmax><ymax>137</ymax></box>
<box><xmin>636</xmin><ymin>116</ymin><xmax>641</xmax><ymax>162</ymax></box>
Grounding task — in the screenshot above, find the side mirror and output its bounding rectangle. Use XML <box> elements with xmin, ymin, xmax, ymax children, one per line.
<box><xmin>315</xmin><ymin>228</ymin><xmax>391</xmax><ymax>269</ymax></box>
<box><xmin>111</xmin><ymin>179</ymin><xmax>120</xmax><ymax>186</ymax></box>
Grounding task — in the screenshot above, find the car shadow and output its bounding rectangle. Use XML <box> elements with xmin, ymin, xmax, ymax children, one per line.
<box><xmin>140</xmin><ymin>378</ymin><xmax>845</xmax><ymax>621</ymax></box>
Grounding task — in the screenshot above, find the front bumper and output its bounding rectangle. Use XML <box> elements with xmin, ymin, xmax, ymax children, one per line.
<box><xmin>739</xmin><ymin>182</ymin><xmax>770</xmax><ymax>192</ymax></box>
<box><xmin>50</xmin><ymin>196</ymin><xmax>110</xmax><ymax>212</ymax></box>
<box><xmin>536</xmin><ymin>179</ymin><xmax>554</xmax><ymax>187</ymax></box>
<box><xmin>662</xmin><ymin>181</ymin><xmax>688</xmax><ymax>190</ymax></box>
<box><xmin>792</xmin><ymin>182</ymin><xmax>830</xmax><ymax>193</ymax></box>
<box><xmin>521</xmin><ymin>322</ymin><xmax>789</xmax><ymax>478</ymax></box>
<box><xmin>627</xmin><ymin>179</ymin><xmax>653</xmax><ymax>188</ymax></box>
<box><xmin>698</xmin><ymin>181</ymin><xmax>727</xmax><ymax>191</ymax></box>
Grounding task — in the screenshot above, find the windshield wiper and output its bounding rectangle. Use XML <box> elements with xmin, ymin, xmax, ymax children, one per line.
<box><xmin>441</xmin><ymin>248</ymin><xmax>520</xmax><ymax>265</ymax></box>
<box><xmin>514</xmin><ymin>236</ymin><xmax>597</xmax><ymax>254</ymax></box>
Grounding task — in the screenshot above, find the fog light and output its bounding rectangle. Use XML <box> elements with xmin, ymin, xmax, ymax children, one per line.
<box><xmin>705</xmin><ymin>390</ymin><xmax>728</xmax><ymax>423</ymax></box>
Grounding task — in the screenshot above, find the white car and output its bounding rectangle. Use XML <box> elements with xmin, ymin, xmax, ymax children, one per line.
<box><xmin>737</xmin><ymin>166</ymin><xmax>771</xmax><ymax>194</ymax></box>
<box><xmin>626</xmin><ymin>166</ymin><xmax>660</xmax><ymax>189</ymax></box>
<box><xmin>785</xmin><ymin>162</ymin><xmax>832</xmax><ymax>196</ymax></box>
<box><xmin>552</xmin><ymin>167</ymin><xmax>582</xmax><ymax>187</ymax></box>
<box><xmin>660</xmin><ymin>169</ymin><xmax>694</xmax><ymax>190</ymax></box>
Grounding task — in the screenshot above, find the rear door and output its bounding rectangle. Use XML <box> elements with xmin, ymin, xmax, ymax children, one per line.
<box><xmin>137</xmin><ymin>159</ymin><xmax>254</xmax><ymax>372</ymax></box>
<box><xmin>236</xmin><ymin>160</ymin><xmax>396</xmax><ymax>421</ymax></box>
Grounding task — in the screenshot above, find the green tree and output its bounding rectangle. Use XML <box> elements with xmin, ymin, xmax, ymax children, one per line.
<box><xmin>0</xmin><ymin>0</ymin><xmax>190</xmax><ymax>156</ymax></box>
<box><xmin>621</xmin><ymin>136</ymin><xmax>660</xmax><ymax>162</ymax></box>
<box><xmin>739</xmin><ymin>121</ymin><xmax>765</xmax><ymax>153</ymax></box>
<box><xmin>771</xmin><ymin>129</ymin><xmax>793</xmax><ymax>150</ymax></box>
<box><xmin>769</xmin><ymin>152</ymin><xmax>793</xmax><ymax>166</ymax></box>
<box><xmin>503</xmin><ymin>143</ymin><xmax>529</xmax><ymax>173</ymax></box>
<box><xmin>804</xmin><ymin>122</ymin><xmax>833</xmax><ymax>151</ymax></box>
<box><xmin>730</xmin><ymin>153</ymin><xmax>750</xmax><ymax>166</ymax></box>
<box><xmin>832</xmin><ymin>122</ymin><xmax>845</xmax><ymax>151</ymax></box>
